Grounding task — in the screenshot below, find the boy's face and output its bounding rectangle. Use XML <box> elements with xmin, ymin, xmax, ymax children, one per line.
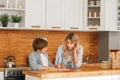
<box><xmin>39</xmin><ymin>47</ymin><xmax>47</xmax><ymax>53</ymax></box>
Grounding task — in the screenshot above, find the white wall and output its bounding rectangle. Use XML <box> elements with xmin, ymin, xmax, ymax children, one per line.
<box><xmin>109</xmin><ymin>32</ymin><xmax>120</xmax><ymax>50</ymax></box>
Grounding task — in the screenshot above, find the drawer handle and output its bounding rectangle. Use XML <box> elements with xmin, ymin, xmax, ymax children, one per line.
<box><xmin>52</xmin><ymin>26</ymin><xmax>61</xmax><ymax>28</ymax></box>
<box><xmin>70</xmin><ymin>27</ymin><xmax>79</xmax><ymax>29</ymax></box>
<box><xmin>32</xmin><ymin>26</ymin><xmax>41</xmax><ymax>28</ymax></box>
<box><xmin>88</xmin><ymin>26</ymin><xmax>99</xmax><ymax>30</ymax></box>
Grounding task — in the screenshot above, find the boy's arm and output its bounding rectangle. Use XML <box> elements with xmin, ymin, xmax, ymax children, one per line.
<box><xmin>29</xmin><ymin>53</ymin><xmax>42</xmax><ymax>70</ymax></box>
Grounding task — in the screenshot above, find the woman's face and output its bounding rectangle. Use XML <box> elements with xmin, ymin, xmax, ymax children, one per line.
<box><xmin>66</xmin><ymin>39</ymin><xmax>75</xmax><ymax>50</ymax></box>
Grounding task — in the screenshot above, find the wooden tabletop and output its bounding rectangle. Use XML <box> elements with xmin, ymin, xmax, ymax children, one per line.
<box><xmin>23</xmin><ymin>64</ymin><xmax>120</xmax><ymax>79</ymax></box>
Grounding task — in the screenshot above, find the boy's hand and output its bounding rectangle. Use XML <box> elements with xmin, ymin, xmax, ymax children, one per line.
<box><xmin>55</xmin><ymin>64</ymin><xmax>66</xmax><ymax>69</ymax></box>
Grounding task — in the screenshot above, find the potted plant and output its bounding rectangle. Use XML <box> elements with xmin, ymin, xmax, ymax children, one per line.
<box><xmin>0</xmin><ymin>14</ymin><xmax>9</xmax><ymax>27</ymax></box>
<box><xmin>11</xmin><ymin>15</ymin><xmax>22</xmax><ymax>27</ymax></box>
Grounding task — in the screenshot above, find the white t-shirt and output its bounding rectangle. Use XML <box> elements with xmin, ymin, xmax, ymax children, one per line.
<box><xmin>40</xmin><ymin>53</ymin><xmax>48</xmax><ymax>66</ymax></box>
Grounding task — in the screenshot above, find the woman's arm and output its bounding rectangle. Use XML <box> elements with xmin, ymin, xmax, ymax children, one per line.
<box><xmin>73</xmin><ymin>43</ymin><xmax>80</xmax><ymax>64</ymax></box>
<box><xmin>74</xmin><ymin>45</ymin><xmax>83</xmax><ymax>68</ymax></box>
<box><xmin>55</xmin><ymin>45</ymin><xmax>64</xmax><ymax>65</ymax></box>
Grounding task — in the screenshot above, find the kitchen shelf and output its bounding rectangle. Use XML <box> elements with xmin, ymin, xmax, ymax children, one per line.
<box><xmin>88</xmin><ymin>17</ymin><xmax>100</xmax><ymax>19</ymax></box>
<box><xmin>86</xmin><ymin>0</ymin><xmax>101</xmax><ymax>30</ymax></box>
<box><xmin>0</xmin><ymin>8</ymin><xmax>25</xmax><ymax>11</ymax></box>
<box><xmin>0</xmin><ymin>0</ymin><xmax>25</xmax><ymax>28</ymax></box>
<box><xmin>88</xmin><ymin>6</ymin><xmax>100</xmax><ymax>8</ymax></box>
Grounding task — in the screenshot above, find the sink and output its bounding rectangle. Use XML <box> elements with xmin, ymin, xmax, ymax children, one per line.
<box><xmin>82</xmin><ymin>62</ymin><xmax>99</xmax><ymax>64</ymax></box>
<box><xmin>81</xmin><ymin>62</ymin><xmax>101</xmax><ymax>69</ymax></box>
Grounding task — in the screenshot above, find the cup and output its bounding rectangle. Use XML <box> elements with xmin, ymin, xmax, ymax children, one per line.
<box><xmin>101</xmin><ymin>61</ymin><xmax>107</xmax><ymax>69</ymax></box>
<box><xmin>101</xmin><ymin>60</ymin><xmax>111</xmax><ymax>70</ymax></box>
<box><xmin>89</xmin><ymin>1</ymin><xmax>94</xmax><ymax>6</ymax></box>
<box><xmin>88</xmin><ymin>12</ymin><xmax>92</xmax><ymax>17</ymax></box>
<box><xmin>17</xmin><ymin>4</ymin><xmax>23</xmax><ymax>9</ymax></box>
<box><xmin>94</xmin><ymin>12</ymin><xmax>97</xmax><ymax>17</ymax></box>
<box><xmin>96</xmin><ymin>1</ymin><xmax>100</xmax><ymax>6</ymax></box>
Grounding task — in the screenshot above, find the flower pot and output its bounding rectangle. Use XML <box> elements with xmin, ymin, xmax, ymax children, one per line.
<box><xmin>2</xmin><ymin>22</ymin><xmax>8</xmax><ymax>27</ymax></box>
<box><xmin>14</xmin><ymin>23</ymin><xmax>19</xmax><ymax>28</ymax></box>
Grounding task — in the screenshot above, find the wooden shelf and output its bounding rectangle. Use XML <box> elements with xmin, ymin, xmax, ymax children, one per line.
<box><xmin>88</xmin><ymin>6</ymin><xmax>100</xmax><ymax>8</ymax></box>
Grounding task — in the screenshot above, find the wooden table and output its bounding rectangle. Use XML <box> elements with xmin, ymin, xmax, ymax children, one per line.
<box><xmin>23</xmin><ymin>64</ymin><xmax>120</xmax><ymax>80</ymax></box>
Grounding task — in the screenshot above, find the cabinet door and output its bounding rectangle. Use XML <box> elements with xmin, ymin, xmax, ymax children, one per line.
<box><xmin>105</xmin><ymin>0</ymin><xmax>117</xmax><ymax>31</ymax></box>
<box><xmin>46</xmin><ymin>0</ymin><xmax>63</xmax><ymax>29</ymax></box>
<box><xmin>0</xmin><ymin>72</ymin><xmax>4</xmax><ymax>80</ymax></box>
<box><xmin>25</xmin><ymin>0</ymin><xmax>45</xmax><ymax>28</ymax></box>
<box><xmin>63</xmin><ymin>0</ymin><xmax>83</xmax><ymax>30</ymax></box>
<box><xmin>118</xmin><ymin>0</ymin><xmax>120</xmax><ymax>30</ymax></box>
<box><xmin>83</xmin><ymin>0</ymin><xmax>105</xmax><ymax>30</ymax></box>
<box><xmin>26</xmin><ymin>75</ymin><xmax>40</xmax><ymax>80</ymax></box>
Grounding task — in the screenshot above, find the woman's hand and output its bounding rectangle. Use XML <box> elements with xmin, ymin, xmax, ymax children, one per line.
<box><xmin>74</xmin><ymin>43</ymin><xmax>79</xmax><ymax>52</ymax></box>
<box><xmin>55</xmin><ymin>64</ymin><xmax>66</xmax><ymax>69</ymax></box>
<box><xmin>73</xmin><ymin>43</ymin><xmax>79</xmax><ymax>64</ymax></box>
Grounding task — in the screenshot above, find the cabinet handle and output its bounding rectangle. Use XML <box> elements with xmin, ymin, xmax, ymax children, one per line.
<box><xmin>32</xmin><ymin>26</ymin><xmax>41</xmax><ymax>28</ymax></box>
<box><xmin>70</xmin><ymin>27</ymin><xmax>79</xmax><ymax>29</ymax></box>
<box><xmin>52</xmin><ymin>26</ymin><xmax>61</xmax><ymax>28</ymax></box>
<box><xmin>88</xmin><ymin>26</ymin><xmax>98</xmax><ymax>30</ymax></box>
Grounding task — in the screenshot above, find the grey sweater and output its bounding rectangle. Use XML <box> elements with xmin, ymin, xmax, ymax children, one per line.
<box><xmin>29</xmin><ymin>51</ymin><xmax>53</xmax><ymax>70</ymax></box>
<box><xmin>55</xmin><ymin>45</ymin><xmax>83</xmax><ymax>69</ymax></box>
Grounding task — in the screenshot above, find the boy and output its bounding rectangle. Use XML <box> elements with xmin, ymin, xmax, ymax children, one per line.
<box><xmin>29</xmin><ymin>38</ymin><xmax>55</xmax><ymax>70</ymax></box>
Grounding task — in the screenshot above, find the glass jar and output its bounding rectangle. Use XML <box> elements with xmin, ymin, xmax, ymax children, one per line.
<box><xmin>101</xmin><ymin>61</ymin><xmax>107</xmax><ymax>70</ymax></box>
<box><xmin>89</xmin><ymin>1</ymin><xmax>94</xmax><ymax>6</ymax></box>
<box><xmin>96</xmin><ymin>1</ymin><xmax>100</xmax><ymax>6</ymax></box>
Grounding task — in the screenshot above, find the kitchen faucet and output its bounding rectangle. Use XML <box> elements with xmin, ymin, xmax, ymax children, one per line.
<box><xmin>86</xmin><ymin>53</ymin><xmax>94</xmax><ymax>64</ymax></box>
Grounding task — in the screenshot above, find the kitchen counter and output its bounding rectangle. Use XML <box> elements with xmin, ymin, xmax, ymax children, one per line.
<box><xmin>23</xmin><ymin>64</ymin><xmax>120</xmax><ymax>79</ymax></box>
<box><xmin>0</xmin><ymin>65</ymin><xmax>30</xmax><ymax>71</ymax></box>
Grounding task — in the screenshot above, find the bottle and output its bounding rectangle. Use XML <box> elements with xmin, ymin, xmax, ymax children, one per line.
<box><xmin>96</xmin><ymin>1</ymin><xmax>100</xmax><ymax>6</ymax></box>
<box><xmin>94</xmin><ymin>12</ymin><xmax>97</xmax><ymax>17</ymax></box>
<box><xmin>88</xmin><ymin>12</ymin><xmax>92</xmax><ymax>18</ymax></box>
<box><xmin>66</xmin><ymin>61</ymin><xmax>72</xmax><ymax>69</ymax></box>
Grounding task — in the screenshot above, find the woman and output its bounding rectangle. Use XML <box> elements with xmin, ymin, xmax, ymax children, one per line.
<box><xmin>55</xmin><ymin>32</ymin><xmax>83</xmax><ymax>69</ymax></box>
<box><xmin>29</xmin><ymin>38</ymin><xmax>56</xmax><ymax>70</ymax></box>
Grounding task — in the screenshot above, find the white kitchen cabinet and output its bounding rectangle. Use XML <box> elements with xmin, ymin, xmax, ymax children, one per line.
<box><xmin>0</xmin><ymin>0</ymin><xmax>25</xmax><ymax>27</ymax></box>
<box><xmin>104</xmin><ymin>0</ymin><xmax>117</xmax><ymax>31</ymax></box>
<box><xmin>84</xmin><ymin>0</ymin><xmax>117</xmax><ymax>31</ymax></box>
<box><xmin>25</xmin><ymin>74</ymin><xmax>120</xmax><ymax>80</ymax></box>
<box><xmin>26</xmin><ymin>75</ymin><xmax>41</xmax><ymax>80</ymax></box>
<box><xmin>63</xmin><ymin>0</ymin><xmax>83</xmax><ymax>30</ymax></box>
<box><xmin>83</xmin><ymin>0</ymin><xmax>105</xmax><ymax>30</ymax></box>
<box><xmin>46</xmin><ymin>0</ymin><xmax>83</xmax><ymax>30</ymax></box>
<box><xmin>0</xmin><ymin>72</ymin><xmax>4</xmax><ymax>80</ymax></box>
<box><xmin>46</xmin><ymin>0</ymin><xmax>63</xmax><ymax>30</ymax></box>
<box><xmin>25</xmin><ymin>0</ymin><xmax>45</xmax><ymax>29</ymax></box>
<box><xmin>117</xmin><ymin>0</ymin><xmax>120</xmax><ymax>31</ymax></box>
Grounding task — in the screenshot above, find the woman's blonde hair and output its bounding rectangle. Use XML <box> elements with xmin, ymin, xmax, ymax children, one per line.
<box><xmin>64</xmin><ymin>32</ymin><xmax>79</xmax><ymax>58</ymax></box>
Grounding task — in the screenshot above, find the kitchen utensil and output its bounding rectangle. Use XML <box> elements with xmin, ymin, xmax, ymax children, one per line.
<box><xmin>4</xmin><ymin>56</ymin><xmax>16</xmax><ymax>68</ymax></box>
